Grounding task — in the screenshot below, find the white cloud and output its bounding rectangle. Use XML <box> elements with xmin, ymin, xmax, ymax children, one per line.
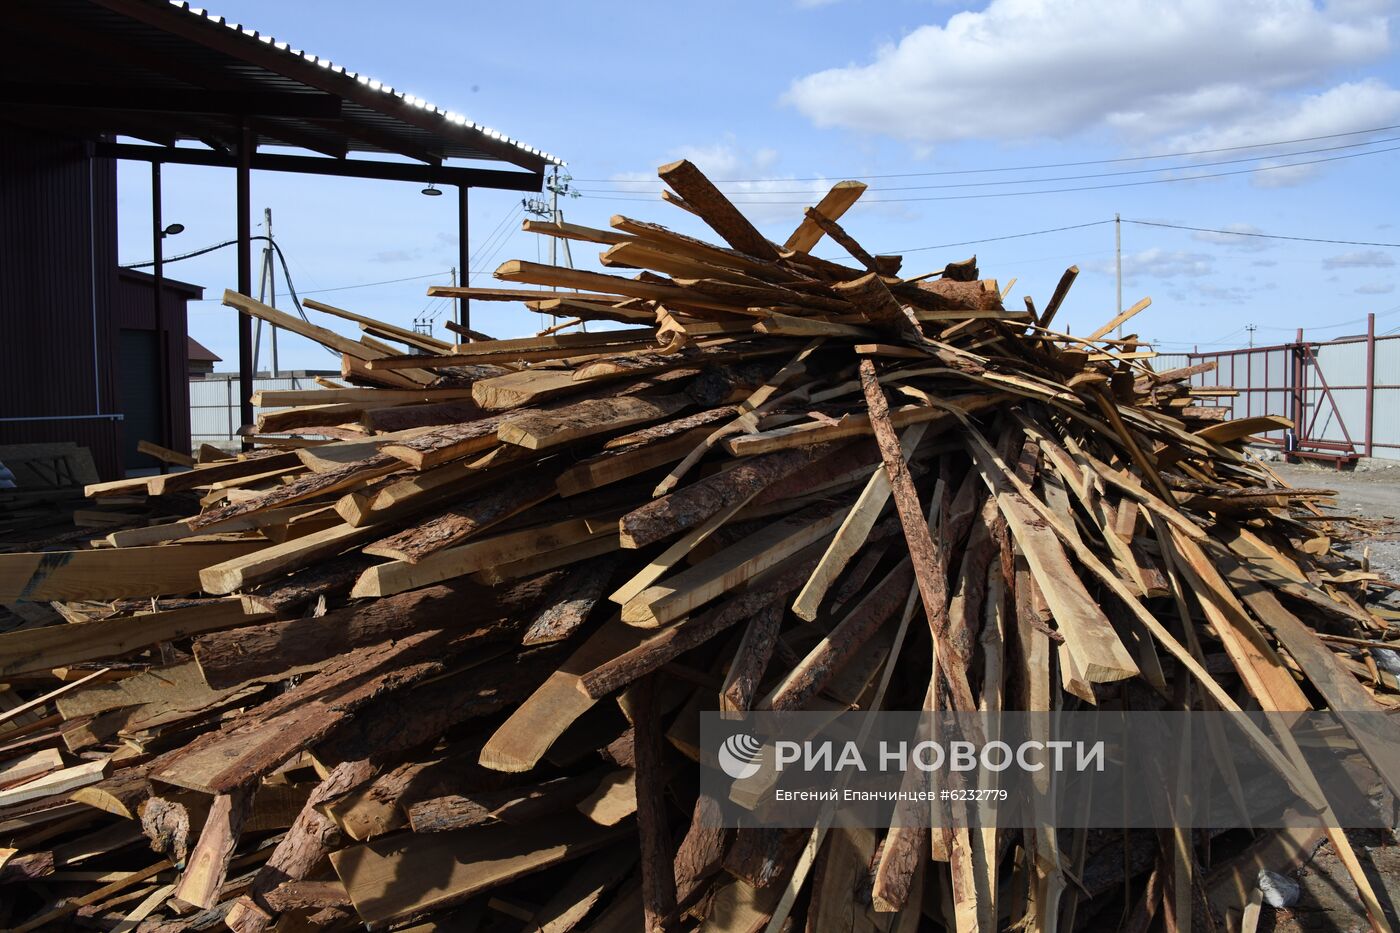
<box><xmin>611</xmin><ymin>139</ymin><xmax>835</xmax><ymax>224</ymax></box>
<box><xmin>1323</xmin><ymin>250</ymin><xmax>1397</xmax><ymax>268</ymax></box>
<box><xmin>1356</xmin><ymin>281</ymin><xmax>1397</xmax><ymax>293</ymax></box>
<box><xmin>1190</xmin><ymin>223</ymin><xmax>1273</xmax><ymax>252</ymax></box>
<box><xmin>784</xmin><ymin>0</ymin><xmax>1397</xmax><ymax>168</ymax></box>
<box><xmin>1100</xmin><ymin>247</ymin><xmax>1215</xmax><ymax>279</ymax></box>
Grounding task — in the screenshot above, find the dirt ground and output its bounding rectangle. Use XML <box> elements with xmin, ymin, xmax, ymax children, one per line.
<box><xmin>1272</xmin><ymin>460</ymin><xmax>1400</xmax><ymax>608</ymax></box>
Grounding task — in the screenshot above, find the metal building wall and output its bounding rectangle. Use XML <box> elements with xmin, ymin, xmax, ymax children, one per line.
<box><xmin>0</xmin><ymin>129</ymin><xmax>122</xmax><ymax>478</ymax></box>
<box><xmin>190</xmin><ymin>373</ymin><xmax>337</xmax><ymax>450</ymax></box>
<box><xmin>112</xmin><ymin>269</ymin><xmax>202</xmax><ymax>465</ymax></box>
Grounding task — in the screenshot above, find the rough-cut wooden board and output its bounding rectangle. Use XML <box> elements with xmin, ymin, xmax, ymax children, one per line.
<box><xmin>199</xmin><ymin>524</ymin><xmax>374</xmax><ymax>595</ymax></box>
<box><xmin>967</xmin><ymin>450</ymin><xmax>1139</xmax><ymax>682</ymax></box>
<box><xmin>1193</xmin><ymin>415</ymin><xmax>1292</xmax><ymax>444</ymax></box>
<box><xmin>352</xmin><ymin>517</ymin><xmax>606</xmax><ymax>597</ymax></box>
<box><xmin>784</xmin><ymin>181</ymin><xmax>868</xmax><ymax>253</ymax></box>
<box><xmin>498</xmin><ymin>394</ymin><xmax>691</xmax><ymax>451</ymax></box>
<box><xmin>479</xmin><ymin>617</ymin><xmax>648</xmax><ymax>772</ymax></box>
<box><xmin>0</xmin><ymin>600</ymin><xmax>260</xmax><ymax>679</ymax></box>
<box><xmin>792</xmin><ymin>425</ymin><xmax>925</xmax><ymax>621</ymax></box>
<box><xmin>621</xmin><ymin>503</ymin><xmax>845</xmax><ymax>627</ymax></box>
<box><xmin>0</xmin><ymin>543</ymin><xmax>264</xmax><ymax>602</ymax></box>
<box><xmin>0</xmin><ymin>758</ymin><xmax>108</xmax><ymax>807</ymax></box>
<box><xmin>0</xmin><ymin>749</ymin><xmax>64</xmax><ymax>789</ymax></box>
<box><xmin>330</xmin><ymin>817</ymin><xmax>623</xmax><ymax>928</ymax></box>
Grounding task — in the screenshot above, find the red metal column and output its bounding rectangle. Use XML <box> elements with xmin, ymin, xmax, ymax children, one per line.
<box><xmin>1366</xmin><ymin>312</ymin><xmax>1376</xmax><ymax>458</ymax></box>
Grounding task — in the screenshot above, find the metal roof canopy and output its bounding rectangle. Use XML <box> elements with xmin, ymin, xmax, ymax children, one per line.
<box><xmin>2</xmin><ymin>0</ymin><xmax>560</xmax><ymax>445</ymax></box>
<box><xmin>2</xmin><ymin>0</ymin><xmax>561</xmax><ymax>179</ymax></box>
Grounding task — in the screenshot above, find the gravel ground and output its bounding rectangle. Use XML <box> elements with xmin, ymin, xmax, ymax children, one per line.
<box><xmin>1270</xmin><ymin>460</ymin><xmax>1400</xmax><ymax>608</ymax></box>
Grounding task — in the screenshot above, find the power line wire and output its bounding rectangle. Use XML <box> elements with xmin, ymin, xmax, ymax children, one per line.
<box><xmin>580</xmin><ymin>143</ymin><xmax>1400</xmax><ymax>204</ymax></box>
<box><xmin>574</xmin><ymin>123</ymin><xmax>1400</xmax><ymax>183</ymax></box>
<box><xmin>580</xmin><ymin>133</ymin><xmax>1400</xmax><ymax>195</ymax></box>
<box><xmin>1123</xmin><ymin>219</ymin><xmax>1400</xmax><ymax>249</ymax></box>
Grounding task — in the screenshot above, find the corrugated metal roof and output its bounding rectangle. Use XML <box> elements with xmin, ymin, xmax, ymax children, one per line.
<box><xmin>2</xmin><ymin>0</ymin><xmax>562</xmax><ymax>171</ymax></box>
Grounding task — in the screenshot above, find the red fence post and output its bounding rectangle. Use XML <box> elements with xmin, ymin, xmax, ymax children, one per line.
<box><xmin>1366</xmin><ymin>312</ymin><xmax>1376</xmax><ymax>458</ymax></box>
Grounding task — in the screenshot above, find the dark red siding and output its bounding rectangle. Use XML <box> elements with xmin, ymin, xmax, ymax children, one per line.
<box><xmin>0</xmin><ymin>128</ymin><xmax>122</xmax><ymax>479</ymax></box>
<box><xmin>114</xmin><ymin>268</ymin><xmax>202</xmax><ymax>465</ymax></box>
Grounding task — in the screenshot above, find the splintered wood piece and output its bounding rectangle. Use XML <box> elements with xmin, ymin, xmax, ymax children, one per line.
<box><xmin>171</xmin><ymin>788</ymin><xmax>252</xmax><ymax>911</ymax></box>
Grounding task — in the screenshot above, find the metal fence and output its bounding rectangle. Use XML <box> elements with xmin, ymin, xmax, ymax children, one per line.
<box><xmin>1150</xmin><ymin>314</ymin><xmax>1399</xmax><ymax>462</ymax></box>
<box><xmin>189</xmin><ymin>371</ymin><xmax>337</xmax><ymax>450</ymax></box>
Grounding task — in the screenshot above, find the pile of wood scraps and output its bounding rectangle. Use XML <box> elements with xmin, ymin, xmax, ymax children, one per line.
<box><xmin>0</xmin><ymin>160</ymin><xmax>1397</xmax><ymax>932</ymax></box>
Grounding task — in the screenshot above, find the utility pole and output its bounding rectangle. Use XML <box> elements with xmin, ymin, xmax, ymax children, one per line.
<box><xmin>1246</xmin><ymin>323</ymin><xmax>1257</xmax><ymax>347</ymax></box>
<box><xmin>252</xmin><ymin>207</ymin><xmax>279</xmax><ymax>378</ymax></box>
<box><xmin>451</xmin><ymin>266</ymin><xmax>459</xmax><ymax>329</ymax></box>
<box><xmin>523</xmin><ymin>167</ymin><xmax>577</xmax><ymax>329</ymax></box>
<box><xmin>1115</xmin><ymin>212</ymin><xmax>1122</xmax><ymax>338</ymax></box>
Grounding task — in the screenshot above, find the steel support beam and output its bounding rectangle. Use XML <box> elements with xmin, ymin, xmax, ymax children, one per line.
<box><xmin>458</xmin><ymin>185</ymin><xmax>470</xmax><ymax>331</ymax></box>
<box><xmin>237</xmin><ymin>124</ymin><xmax>254</xmax><ymax>450</ymax></box>
<box><xmin>95</xmin><ymin>142</ymin><xmax>542</xmax><ymax>191</ymax></box>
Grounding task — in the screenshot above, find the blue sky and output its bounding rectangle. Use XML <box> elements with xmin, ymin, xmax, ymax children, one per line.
<box><xmin>116</xmin><ymin>0</ymin><xmax>1400</xmax><ymax>372</ymax></box>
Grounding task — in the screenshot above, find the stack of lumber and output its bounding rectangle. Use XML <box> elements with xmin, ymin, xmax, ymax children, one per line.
<box><xmin>0</xmin><ymin>160</ymin><xmax>1397</xmax><ymax>932</ymax></box>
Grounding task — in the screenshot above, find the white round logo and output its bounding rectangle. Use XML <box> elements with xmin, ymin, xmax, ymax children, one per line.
<box><xmin>718</xmin><ymin>733</ymin><xmax>763</xmax><ymax>779</ymax></box>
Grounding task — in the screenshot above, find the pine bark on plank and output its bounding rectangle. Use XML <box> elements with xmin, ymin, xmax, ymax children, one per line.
<box><xmin>522</xmin><ymin>554</ymin><xmax>620</xmax><ymax>645</ymax></box>
<box><xmin>238</xmin><ymin>554</ymin><xmax>373</xmax><ymax>615</ymax></box>
<box><xmin>188</xmin><ymin>455</ymin><xmax>399</xmax><ymax>529</ymax></box>
<box><xmin>619</xmin><ymin>444</ymin><xmax>832</xmax><ymax>550</ymax></box>
<box><xmin>858</xmin><ymin>359</ymin><xmax>976</xmax><ymax>714</ymax></box>
<box><xmin>629</xmin><ymin>675</ymin><xmax>678</xmax><ymax>931</ymax></box>
<box><xmin>719</xmin><ymin>604</ymin><xmax>782</xmax><ymax>712</ymax></box>
<box><xmin>313</xmin><ymin>648</ymin><xmax>561</xmax><ymax>769</ymax></box>
<box><xmin>377</xmin><ymin>417</ymin><xmax>506</xmax><ymax>469</ymax></box>
<box><xmin>362</xmin><ymin>472</ymin><xmax>556</xmax><ymax>564</ymax></box>
<box><xmin>499</xmin><ymin>394</ymin><xmax>693</xmax><ymax>451</ymax></box>
<box><xmin>223</xmin><ymin>760</ymin><xmax>373</xmax><ymax>933</ymax></box>
<box><xmin>153</xmin><ymin>631</ymin><xmax>453</xmax><ymax>794</ymax></box>
<box><xmin>195</xmin><ymin>582</ymin><xmax>516</xmax><ymax>688</ymax></box>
